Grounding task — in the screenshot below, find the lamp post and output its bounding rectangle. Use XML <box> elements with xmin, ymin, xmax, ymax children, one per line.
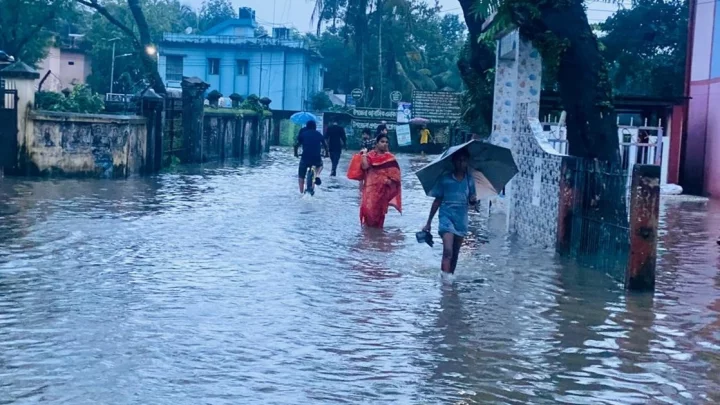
<box><xmin>109</xmin><ymin>38</ymin><xmax>120</xmax><ymax>94</ymax></box>
<box><xmin>110</xmin><ymin>52</ymin><xmax>133</xmax><ymax>94</ymax></box>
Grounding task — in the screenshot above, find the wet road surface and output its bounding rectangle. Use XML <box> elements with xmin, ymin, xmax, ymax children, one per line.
<box><xmin>0</xmin><ymin>148</ymin><xmax>719</xmax><ymax>404</ymax></box>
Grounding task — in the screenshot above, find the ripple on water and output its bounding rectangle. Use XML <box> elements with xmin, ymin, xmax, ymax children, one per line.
<box><xmin>0</xmin><ymin>149</ymin><xmax>718</xmax><ymax>404</ymax></box>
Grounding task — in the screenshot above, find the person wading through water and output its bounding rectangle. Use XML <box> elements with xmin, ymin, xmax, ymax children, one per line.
<box><xmin>325</xmin><ymin>120</ymin><xmax>347</xmax><ymax>176</ymax></box>
<box><xmin>423</xmin><ymin>148</ymin><xmax>477</xmax><ymax>274</ymax></box>
<box><xmin>359</xmin><ymin>132</ymin><xmax>402</xmax><ymax>228</ymax></box>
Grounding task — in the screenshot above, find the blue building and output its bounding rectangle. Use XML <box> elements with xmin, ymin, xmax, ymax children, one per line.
<box><xmin>158</xmin><ymin>7</ymin><xmax>324</xmax><ymax>111</ymax></box>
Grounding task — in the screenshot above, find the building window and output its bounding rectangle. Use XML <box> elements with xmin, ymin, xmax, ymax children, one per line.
<box><xmin>208</xmin><ymin>58</ymin><xmax>220</xmax><ymax>75</ymax></box>
<box><xmin>166</xmin><ymin>55</ymin><xmax>183</xmax><ymax>82</ymax></box>
<box><xmin>68</xmin><ymin>61</ymin><xmax>75</xmax><ymax>65</ymax></box>
<box><xmin>236</xmin><ymin>60</ymin><xmax>249</xmax><ymax>76</ymax></box>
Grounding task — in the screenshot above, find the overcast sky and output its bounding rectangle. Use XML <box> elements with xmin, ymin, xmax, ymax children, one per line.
<box><xmin>182</xmin><ymin>0</ymin><xmax>628</xmax><ymax>33</ymax></box>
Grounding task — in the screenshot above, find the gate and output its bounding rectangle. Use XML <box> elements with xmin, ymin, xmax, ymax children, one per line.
<box><xmin>561</xmin><ymin>158</ymin><xmax>631</xmax><ymax>281</ymax></box>
<box><xmin>0</xmin><ymin>84</ymin><xmax>19</xmax><ymax>173</ymax></box>
<box><xmin>163</xmin><ymin>97</ymin><xmax>183</xmax><ymax>166</ymax></box>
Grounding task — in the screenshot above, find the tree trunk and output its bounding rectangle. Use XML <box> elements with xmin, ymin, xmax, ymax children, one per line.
<box><xmin>377</xmin><ymin>0</ymin><xmax>383</xmax><ymax>109</ymax></box>
<box><xmin>127</xmin><ymin>0</ymin><xmax>166</xmax><ymax>94</ymax></box>
<box><xmin>536</xmin><ymin>1</ymin><xmax>619</xmax><ymax>163</ymax></box>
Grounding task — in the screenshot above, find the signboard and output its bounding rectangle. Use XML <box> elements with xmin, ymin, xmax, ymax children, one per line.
<box><xmin>316</xmin><ymin>113</ymin><xmax>324</xmax><ymax>133</ymax></box>
<box><xmin>351</xmin><ymin>88</ymin><xmax>364</xmax><ymax>100</ymax></box>
<box><xmin>352</xmin><ymin>108</ymin><xmax>396</xmax><ymax>120</ymax></box>
<box><xmin>397</xmin><ymin>102</ymin><xmax>411</xmax><ymax>124</ymax></box>
<box><xmin>396</xmin><ymin>124</ymin><xmax>412</xmax><ymax>147</ymax></box>
<box><xmin>352</xmin><ymin>121</ymin><xmax>396</xmax><ymax>131</ymax></box>
<box><xmin>390</xmin><ymin>91</ymin><xmax>402</xmax><ymax>103</ymax></box>
<box><xmin>412</xmin><ymin>90</ymin><xmax>462</xmax><ymax>125</ymax></box>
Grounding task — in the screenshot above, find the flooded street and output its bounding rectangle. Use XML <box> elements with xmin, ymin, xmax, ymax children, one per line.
<box><xmin>1</xmin><ymin>148</ymin><xmax>719</xmax><ymax>404</ymax></box>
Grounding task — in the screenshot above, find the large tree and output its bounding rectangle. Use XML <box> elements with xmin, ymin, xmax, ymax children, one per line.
<box><xmin>601</xmin><ymin>0</ymin><xmax>687</xmax><ymax>98</ymax></box>
<box><xmin>75</xmin><ymin>0</ymin><xmax>169</xmax><ymax>93</ymax></box>
<box><xmin>198</xmin><ymin>0</ymin><xmax>235</xmax><ymax>32</ymax></box>
<box><xmin>311</xmin><ymin>0</ymin><xmax>466</xmax><ymax>107</ymax></box>
<box><xmin>83</xmin><ymin>0</ymin><xmax>196</xmax><ymax>94</ymax></box>
<box><xmin>460</xmin><ymin>0</ymin><xmax>622</xmax><ymax>162</ymax></box>
<box><xmin>0</xmin><ymin>0</ymin><xmax>77</xmax><ymax>66</ymax></box>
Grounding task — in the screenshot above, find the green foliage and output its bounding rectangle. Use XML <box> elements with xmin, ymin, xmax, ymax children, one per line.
<box><xmin>310</xmin><ymin>92</ymin><xmax>333</xmax><ymax>112</ymax></box>
<box><xmin>311</xmin><ymin>0</ymin><xmax>466</xmax><ymax>108</ymax></box>
<box><xmin>35</xmin><ymin>85</ymin><xmax>104</xmax><ymax>113</ymax></box>
<box><xmin>239</xmin><ymin>94</ymin><xmax>264</xmax><ymax>114</ymax></box>
<box><xmin>84</xmin><ymin>0</ymin><xmax>198</xmax><ymax>94</ymax></box>
<box><xmin>0</xmin><ymin>0</ymin><xmax>78</xmax><ymax>66</ymax></box>
<box><xmin>457</xmin><ymin>35</ymin><xmax>496</xmax><ymax>135</ymax></box>
<box><xmin>35</xmin><ymin>91</ymin><xmax>66</xmax><ymax>110</ymax></box>
<box><xmin>600</xmin><ymin>0</ymin><xmax>687</xmax><ymax>98</ymax></box>
<box><xmin>199</xmin><ymin>0</ymin><xmax>235</xmax><ymax>32</ymax></box>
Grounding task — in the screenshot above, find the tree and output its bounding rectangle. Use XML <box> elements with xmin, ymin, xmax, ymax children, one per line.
<box><xmin>601</xmin><ymin>0</ymin><xmax>687</xmax><ymax>98</ymax></box>
<box><xmin>461</xmin><ymin>0</ymin><xmax>621</xmax><ymax>162</ymax></box>
<box><xmin>76</xmin><ymin>0</ymin><xmax>201</xmax><ymax>94</ymax></box>
<box><xmin>83</xmin><ymin>0</ymin><xmax>197</xmax><ymax>94</ymax></box>
<box><xmin>0</xmin><ymin>0</ymin><xmax>77</xmax><ymax>66</ymax></box>
<box><xmin>310</xmin><ymin>91</ymin><xmax>333</xmax><ymax>111</ymax></box>
<box><xmin>255</xmin><ymin>25</ymin><xmax>269</xmax><ymax>37</ymax></box>
<box><xmin>457</xmin><ymin>34</ymin><xmax>495</xmax><ymax>135</ymax></box>
<box><xmin>199</xmin><ymin>0</ymin><xmax>235</xmax><ymax>32</ymax></box>
<box><xmin>311</xmin><ymin>0</ymin><xmax>466</xmax><ymax>107</ymax></box>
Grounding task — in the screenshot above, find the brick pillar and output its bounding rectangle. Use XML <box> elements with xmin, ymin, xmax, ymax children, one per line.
<box><xmin>626</xmin><ymin>164</ymin><xmax>661</xmax><ymax>292</ymax></box>
<box><xmin>181</xmin><ymin>77</ymin><xmax>209</xmax><ymax>163</ymax></box>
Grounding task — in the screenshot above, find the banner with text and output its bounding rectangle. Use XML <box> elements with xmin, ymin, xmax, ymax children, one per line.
<box><xmin>411</xmin><ymin>91</ymin><xmax>462</xmax><ymax>125</ymax></box>
<box><xmin>352</xmin><ymin>108</ymin><xmax>397</xmax><ymax>120</ymax></box>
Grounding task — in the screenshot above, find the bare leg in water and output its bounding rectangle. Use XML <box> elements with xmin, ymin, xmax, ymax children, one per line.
<box><xmin>441</xmin><ymin>233</ymin><xmax>454</xmax><ymax>273</ymax></box>
<box><xmin>450</xmin><ymin>235</ymin><xmax>464</xmax><ymax>274</ymax></box>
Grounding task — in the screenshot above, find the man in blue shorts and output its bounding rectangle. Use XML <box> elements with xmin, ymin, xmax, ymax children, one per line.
<box><xmin>294</xmin><ymin>120</ymin><xmax>328</xmax><ymax>194</ymax></box>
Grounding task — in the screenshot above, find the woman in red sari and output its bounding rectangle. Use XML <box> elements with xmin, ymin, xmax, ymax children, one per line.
<box><xmin>360</xmin><ymin>133</ymin><xmax>402</xmax><ymax>228</ymax></box>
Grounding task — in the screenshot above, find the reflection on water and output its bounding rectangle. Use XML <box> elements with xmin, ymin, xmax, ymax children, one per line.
<box><xmin>0</xmin><ymin>148</ymin><xmax>718</xmax><ymax>404</ymax></box>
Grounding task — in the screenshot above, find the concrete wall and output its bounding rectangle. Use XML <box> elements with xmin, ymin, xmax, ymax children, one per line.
<box><xmin>58</xmin><ymin>50</ymin><xmax>91</xmax><ymax>88</ymax></box>
<box><xmin>36</xmin><ymin>47</ymin><xmax>62</xmax><ymax>92</ymax></box>
<box><xmin>25</xmin><ymin>111</ymin><xmax>147</xmax><ymax>177</ymax></box>
<box><xmin>35</xmin><ymin>48</ymin><xmax>91</xmax><ymax>91</ymax></box>
<box><xmin>687</xmin><ymin>0</ymin><xmax>720</xmax><ymax>196</ymax></box>
<box><xmin>203</xmin><ymin>112</ymin><xmax>271</xmax><ymax>160</ymax></box>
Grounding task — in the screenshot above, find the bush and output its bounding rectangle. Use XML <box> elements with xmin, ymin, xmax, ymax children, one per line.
<box><xmin>310</xmin><ymin>91</ymin><xmax>332</xmax><ymax>112</ymax></box>
<box><xmin>240</xmin><ymin>94</ymin><xmax>263</xmax><ymax>113</ymax></box>
<box><xmin>35</xmin><ymin>85</ymin><xmax>104</xmax><ymax>114</ymax></box>
<box><xmin>35</xmin><ymin>91</ymin><xmax>65</xmax><ymax>111</ymax></box>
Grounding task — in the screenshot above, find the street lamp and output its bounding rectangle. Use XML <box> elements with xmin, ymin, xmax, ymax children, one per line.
<box><xmin>145</xmin><ymin>45</ymin><xmax>157</xmax><ymax>56</ymax></box>
<box><xmin>110</xmin><ymin>52</ymin><xmax>132</xmax><ymax>94</ymax></box>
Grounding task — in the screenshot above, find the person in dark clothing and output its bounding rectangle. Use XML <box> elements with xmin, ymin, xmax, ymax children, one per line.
<box><xmin>360</xmin><ymin>128</ymin><xmax>375</xmax><ymax>151</ymax></box>
<box><xmin>325</xmin><ymin>120</ymin><xmax>347</xmax><ymax>176</ymax></box>
<box><xmin>294</xmin><ymin>120</ymin><xmax>328</xmax><ymax>194</ymax></box>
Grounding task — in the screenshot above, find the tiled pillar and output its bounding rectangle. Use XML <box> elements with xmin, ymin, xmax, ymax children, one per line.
<box><xmin>490</xmin><ymin>30</ymin><xmax>543</xmax><ymax>231</ymax></box>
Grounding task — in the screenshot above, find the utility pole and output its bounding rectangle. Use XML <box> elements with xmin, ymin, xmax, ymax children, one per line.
<box><xmin>377</xmin><ymin>0</ymin><xmax>383</xmax><ymax>109</ymax></box>
<box><xmin>110</xmin><ymin>39</ymin><xmax>117</xmax><ymax>94</ymax></box>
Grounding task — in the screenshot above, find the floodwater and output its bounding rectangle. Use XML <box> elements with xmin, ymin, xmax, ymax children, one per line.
<box><xmin>0</xmin><ymin>148</ymin><xmax>718</xmax><ymax>404</ymax></box>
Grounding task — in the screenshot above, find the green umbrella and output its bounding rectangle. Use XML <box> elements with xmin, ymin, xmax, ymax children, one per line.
<box><xmin>415</xmin><ymin>140</ymin><xmax>518</xmax><ymax>199</ymax></box>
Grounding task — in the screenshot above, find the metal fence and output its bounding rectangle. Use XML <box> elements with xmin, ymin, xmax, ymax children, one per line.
<box><xmin>563</xmin><ymin>157</ymin><xmax>631</xmax><ymax>281</ymax></box>
<box><xmin>163</xmin><ymin>97</ymin><xmax>184</xmax><ymax>165</ymax></box>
